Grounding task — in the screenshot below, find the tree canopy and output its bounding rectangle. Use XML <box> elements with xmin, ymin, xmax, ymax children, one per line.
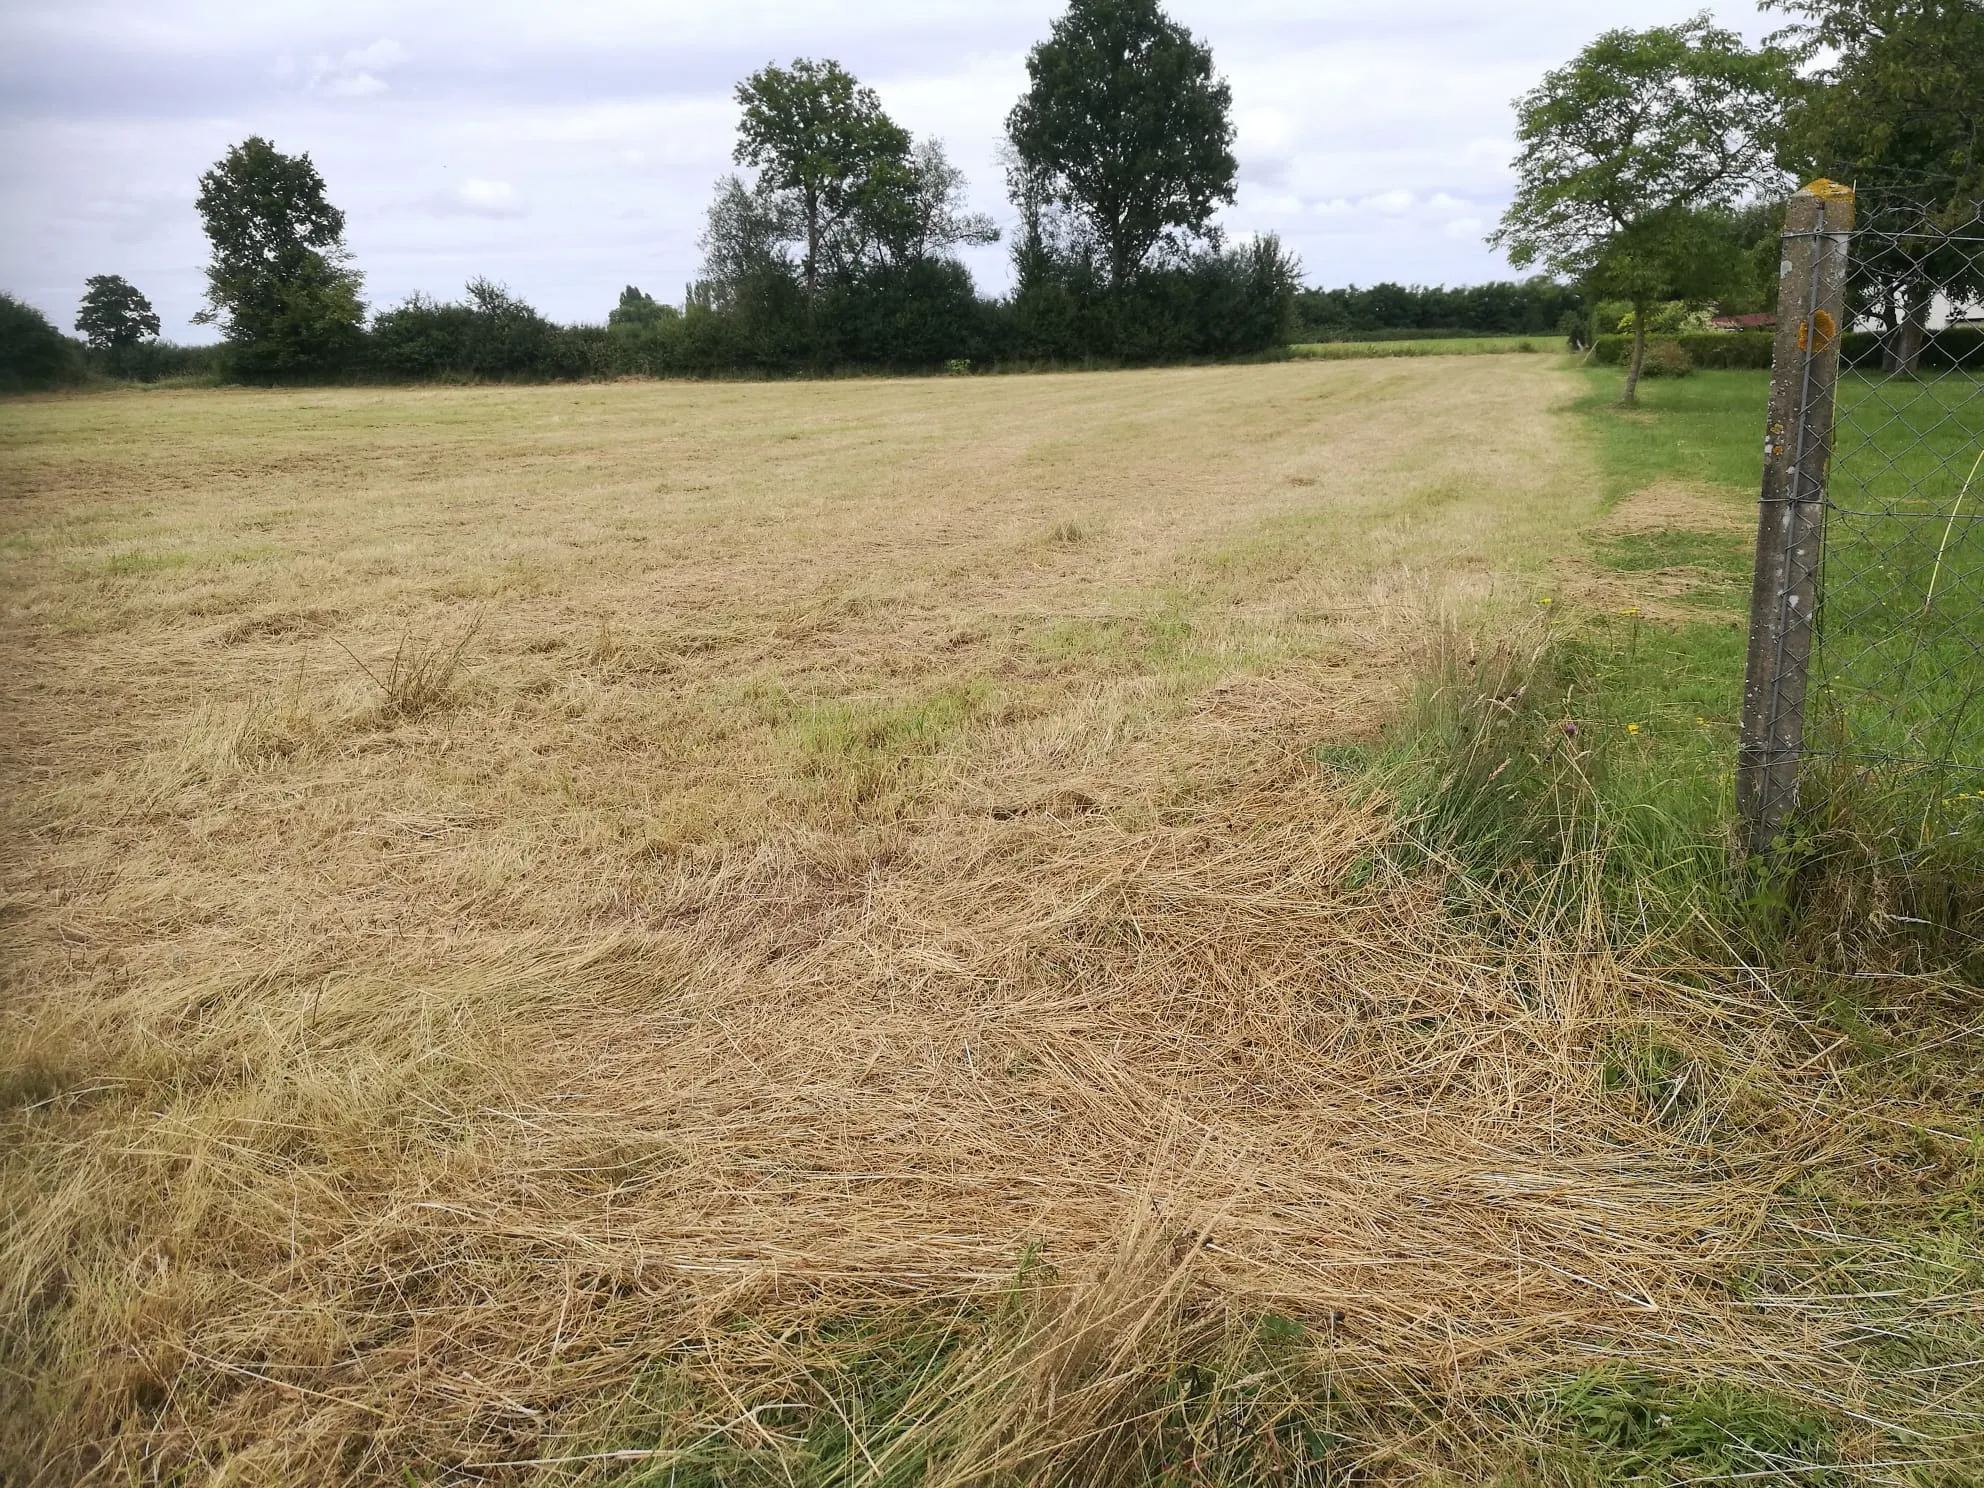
<box><xmin>733</xmin><ymin>59</ymin><xmax>912</xmax><ymax>295</ymax></box>
<box><xmin>1006</xmin><ymin>0</ymin><xmax>1237</xmax><ymax>290</ymax></box>
<box><xmin>1768</xmin><ymin>0</ymin><xmax>1984</xmax><ymax>372</ymax></box>
<box><xmin>1769</xmin><ymin>0</ymin><xmax>1984</xmax><ymax>203</ymax></box>
<box><xmin>1490</xmin><ymin>16</ymin><xmax>1790</xmax><ymax>401</ymax></box>
<box><xmin>835</xmin><ymin>139</ymin><xmax>999</xmax><ymax>274</ymax></box>
<box><xmin>193</xmin><ymin>137</ymin><xmax>365</xmax><ymax>378</ymax></box>
<box><xmin>75</xmin><ymin>275</ymin><xmax>160</xmax><ymax>349</ymax></box>
<box><xmin>697</xmin><ymin>173</ymin><xmax>803</xmax><ymax>311</ymax></box>
<box><xmin>607</xmin><ymin>286</ymin><xmax>676</xmax><ymax>331</ymax></box>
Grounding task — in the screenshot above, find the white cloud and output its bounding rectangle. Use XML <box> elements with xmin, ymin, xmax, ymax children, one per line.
<box><xmin>321</xmin><ymin>71</ymin><xmax>388</xmax><ymax>98</ymax></box>
<box><xmin>1238</xmin><ymin>106</ymin><xmax>1298</xmax><ymax>156</ymax></box>
<box><xmin>451</xmin><ymin>178</ymin><xmax>525</xmax><ymax>217</ymax></box>
<box><xmin>307</xmin><ymin>37</ymin><xmax>406</xmax><ymax>99</ymax></box>
<box><xmin>345</xmin><ymin>39</ymin><xmax>407</xmax><ymax>71</ymax></box>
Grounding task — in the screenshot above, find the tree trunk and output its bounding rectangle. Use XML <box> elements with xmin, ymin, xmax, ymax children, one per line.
<box><xmin>1622</xmin><ymin>300</ymin><xmax>1648</xmax><ymax>405</ymax></box>
<box><xmin>803</xmin><ymin>185</ymin><xmax>820</xmax><ymax>298</ymax></box>
<box><xmin>1892</xmin><ymin>284</ymin><xmax>1931</xmax><ymax>377</ymax></box>
<box><xmin>1103</xmin><ymin>197</ymin><xmax>1130</xmax><ymax>292</ymax></box>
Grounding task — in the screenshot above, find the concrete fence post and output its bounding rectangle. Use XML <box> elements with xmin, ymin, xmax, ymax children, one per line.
<box><xmin>1738</xmin><ymin>179</ymin><xmax>1856</xmax><ymax>857</ymax></box>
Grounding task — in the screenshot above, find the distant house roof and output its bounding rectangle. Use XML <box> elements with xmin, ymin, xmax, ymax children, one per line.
<box><xmin>1710</xmin><ymin>313</ymin><xmax>1777</xmax><ymax>331</ymax></box>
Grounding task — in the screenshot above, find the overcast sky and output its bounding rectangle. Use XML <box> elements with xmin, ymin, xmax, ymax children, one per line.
<box><xmin>1</xmin><ymin>0</ymin><xmax>1775</xmax><ymax>340</ymax></box>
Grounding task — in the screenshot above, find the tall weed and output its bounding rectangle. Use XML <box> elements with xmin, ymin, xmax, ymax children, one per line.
<box><xmin>1368</xmin><ymin>614</ymin><xmax>1982</xmax><ymax>983</ymax></box>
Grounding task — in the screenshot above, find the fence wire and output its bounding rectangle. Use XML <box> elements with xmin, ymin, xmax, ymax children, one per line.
<box><xmin>1804</xmin><ymin>194</ymin><xmax>1984</xmax><ymax>849</ymax></box>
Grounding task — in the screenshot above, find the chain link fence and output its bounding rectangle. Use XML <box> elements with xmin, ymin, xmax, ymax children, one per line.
<box><xmin>1739</xmin><ymin>183</ymin><xmax>1984</xmax><ymax>862</ymax></box>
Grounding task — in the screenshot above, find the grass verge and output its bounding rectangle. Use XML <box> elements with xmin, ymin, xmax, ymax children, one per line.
<box><xmin>1371</xmin><ymin>368</ymin><xmax>1983</xmax><ymax>970</ymax></box>
<box><xmin>1329</xmin><ymin>362</ymin><xmax>1984</xmax><ymax>1484</ymax></box>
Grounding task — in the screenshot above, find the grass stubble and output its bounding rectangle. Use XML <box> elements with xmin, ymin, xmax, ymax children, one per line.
<box><xmin>0</xmin><ymin>359</ymin><xmax>1975</xmax><ymax>1483</ymax></box>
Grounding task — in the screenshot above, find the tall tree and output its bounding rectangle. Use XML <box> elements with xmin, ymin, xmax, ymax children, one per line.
<box><xmin>837</xmin><ymin>139</ymin><xmax>999</xmax><ymax>273</ymax></box>
<box><xmin>193</xmin><ymin>137</ymin><xmax>365</xmax><ymax>378</ymax></box>
<box><xmin>607</xmin><ymin>286</ymin><xmax>675</xmax><ymax>331</ymax></box>
<box><xmin>1768</xmin><ymin>0</ymin><xmax>1984</xmax><ymax>373</ymax></box>
<box><xmin>1770</xmin><ymin>0</ymin><xmax>1983</xmax><ymax>197</ymax></box>
<box><xmin>1006</xmin><ymin>0</ymin><xmax>1236</xmax><ymax>291</ymax></box>
<box><xmin>1490</xmin><ymin>17</ymin><xmax>1789</xmax><ymax>403</ymax></box>
<box><xmin>733</xmin><ymin>60</ymin><xmax>910</xmax><ymax>296</ymax></box>
<box><xmin>74</xmin><ymin>275</ymin><xmax>160</xmax><ymax>349</ymax></box>
<box><xmin>697</xmin><ymin>173</ymin><xmax>802</xmax><ymax>309</ymax></box>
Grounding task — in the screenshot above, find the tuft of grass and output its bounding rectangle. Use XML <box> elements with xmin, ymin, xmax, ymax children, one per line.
<box><xmin>772</xmin><ymin>682</ymin><xmax>996</xmax><ymax>816</ymax></box>
<box><xmin>1046</xmin><ymin>518</ymin><xmax>1087</xmax><ymax>546</ymax></box>
<box><xmin>1546</xmin><ymin>1370</ymin><xmax>1837</xmax><ymax>1485</ymax></box>
<box><xmin>1359</xmin><ymin>611</ymin><xmax>1746</xmax><ymax>945</ymax></box>
<box><xmin>101</xmin><ymin>549</ymin><xmax>193</xmax><ymax>575</ymax></box>
<box><xmin>336</xmin><ymin>614</ymin><xmax>482</xmax><ymax>722</ymax></box>
<box><xmin>1773</xmin><ymin>751</ymin><xmax>1984</xmax><ymax>983</ymax></box>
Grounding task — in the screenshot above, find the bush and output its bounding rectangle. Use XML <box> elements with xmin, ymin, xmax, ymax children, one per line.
<box><xmin>84</xmin><ymin>341</ymin><xmax>223</xmax><ymax>383</ymax></box>
<box><xmin>1639</xmin><ymin>339</ymin><xmax>1695</xmax><ymax>377</ymax></box>
<box><xmin>1593</xmin><ymin>326</ymin><xmax>1983</xmax><ymax>377</ymax></box>
<box><xmin>1841</xmin><ymin>325</ymin><xmax>1984</xmax><ymax>372</ymax></box>
<box><xmin>1294</xmin><ymin>277</ymin><xmax>1580</xmax><ymax>339</ymax></box>
<box><xmin>1616</xmin><ymin>301</ymin><xmax>1714</xmax><ymax>335</ymax></box>
<box><xmin>370</xmin><ymin>281</ymin><xmax>593</xmax><ymax>381</ymax></box>
<box><xmin>0</xmin><ymin>293</ymin><xmax>85</xmax><ymax>392</ymax></box>
<box><xmin>215</xmin><ymin>253</ymin><xmax>368</xmax><ymax>383</ymax></box>
<box><xmin>1591</xmin><ymin>331</ymin><xmax>1774</xmax><ymax>369</ymax></box>
<box><xmin>1008</xmin><ymin>236</ymin><xmax>1299</xmax><ymax>363</ymax></box>
<box><xmin>815</xmin><ymin>259</ymin><xmax>994</xmax><ymax>368</ymax></box>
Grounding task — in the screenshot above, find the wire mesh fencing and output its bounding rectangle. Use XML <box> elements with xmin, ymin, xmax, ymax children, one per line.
<box><xmin>1740</xmin><ymin>184</ymin><xmax>1984</xmax><ymax>862</ymax></box>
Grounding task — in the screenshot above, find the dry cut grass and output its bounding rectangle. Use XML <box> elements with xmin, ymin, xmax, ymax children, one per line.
<box><xmin>0</xmin><ymin>362</ymin><xmax>1922</xmax><ymax>1483</ymax></box>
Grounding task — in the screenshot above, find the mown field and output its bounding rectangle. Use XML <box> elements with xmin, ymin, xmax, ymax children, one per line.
<box><xmin>3</xmin><ymin>360</ymin><xmax>1981</xmax><ymax>1486</ymax></box>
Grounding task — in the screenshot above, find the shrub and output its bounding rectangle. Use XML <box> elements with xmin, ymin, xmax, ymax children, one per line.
<box><xmin>1294</xmin><ymin>277</ymin><xmax>1582</xmax><ymax>339</ymax></box>
<box><xmin>1840</xmin><ymin>324</ymin><xmax>1984</xmax><ymax>372</ymax></box>
<box><xmin>815</xmin><ymin>258</ymin><xmax>993</xmax><ymax>369</ymax></box>
<box><xmin>0</xmin><ymin>293</ymin><xmax>85</xmax><ymax>392</ymax></box>
<box><xmin>370</xmin><ymin>281</ymin><xmax>592</xmax><ymax>381</ymax></box>
<box><xmin>1593</xmin><ymin>326</ymin><xmax>1982</xmax><ymax>376</ymax></box>
<box><xmin>212</xmin><ymin>253</ymin><xmax>368</xmax><ymax>383</ymax></box>
<box><xmin>1591</xmin><ymin>331</ymin><xmax>1774</xmax><ymax>369</ymax></box>
<box><xmin>85</xmin><ymin>341</ymin><xmax>224</xmax><ymax>384</ymax></box>
<box><xmin>1008</xmin><ymin>236</ymin><xmax>1298</xmax><ymax>363</ymax></box>
<box><xmin>1639</xmin><ymin>339</ymin><xmax>1695</xmax><ymax>377</ymax></box>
